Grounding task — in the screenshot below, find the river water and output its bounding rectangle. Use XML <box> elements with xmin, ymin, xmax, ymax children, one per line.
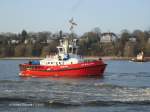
<box><xmin>0</xmin><ymin>60</ymin><xmax>150</xmax><ymax>112</ymax></box>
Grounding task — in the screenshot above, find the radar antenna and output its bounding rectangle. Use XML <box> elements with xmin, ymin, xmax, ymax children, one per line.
<box><xmin>69</xmin><ymin>18</ymin><xmax>77</xmax><ymax>33</ymax></box>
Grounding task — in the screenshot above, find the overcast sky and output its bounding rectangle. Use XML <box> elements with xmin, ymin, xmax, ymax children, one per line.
<box><xmin>0</xmin><ymin>0</ymin><xmax>150</xmax><ymax>34</ymax></box>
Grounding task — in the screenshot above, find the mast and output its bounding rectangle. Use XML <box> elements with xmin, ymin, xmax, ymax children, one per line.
<box><xmin>69</xmin><ymin>18</ymin><xmax>78</xmax><ymax>54</ymax></box>
<box><xmin>69</xmin><ymin>18</ymin><xmax>77</xmax><ymax>37</ymax></box>
<box><xmin>57</xmin><ymin>18</ymin><xmax>78</xmax><ymax>56</ymax></box>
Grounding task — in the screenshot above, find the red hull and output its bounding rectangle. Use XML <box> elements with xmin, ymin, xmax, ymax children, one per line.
<box><xmin>19</xmin><ymin>60</ymin><xmax>107</xmax><ymax>77</ymax></box>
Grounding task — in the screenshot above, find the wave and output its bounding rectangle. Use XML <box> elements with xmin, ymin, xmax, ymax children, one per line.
<box><xmin>1</xmin><ymin>79</ymin><xmax>150</xmax><ymax>107</ymax></box>
<box><xmin>1</xmin><ymin>97</ymin><xmax>150</xmax><ymax>107</ymax></box>
<box><xmin>85</xmin><ymin>100</ymin><xmax>150</xmax><ymax>106</ymax></box>
<box><xmin>105</xmin><ymin>72</ymin><xmax>150</xmax><ymax>76</ymax></box>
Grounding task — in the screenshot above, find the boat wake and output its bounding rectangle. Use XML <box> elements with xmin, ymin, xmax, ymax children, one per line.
<box><xmin>1</xmin><ymin>97</ymin><xmax>150</xmax><ymax>107</ymax></box>
<box><xmin>1</xmin><ymin>79</ymin><xmax>150</xmax><ymax>107</ymax></box>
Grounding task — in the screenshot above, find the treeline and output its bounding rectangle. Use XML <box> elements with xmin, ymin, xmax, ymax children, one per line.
<box><xmin>0</xmin><ymin>29</ymin><xmax>150</xmax><ymax>57</ymax></box>
<box><xmin>79</xmin><ymin>29</ymin><xmax>150</xmax><ymax>57</ymax></box>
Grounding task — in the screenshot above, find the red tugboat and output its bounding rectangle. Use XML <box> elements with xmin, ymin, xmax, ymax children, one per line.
<box><xmin>19</xmin><ymin>20</ymin><xmax>107</xmax><ymax>77</ymax></box>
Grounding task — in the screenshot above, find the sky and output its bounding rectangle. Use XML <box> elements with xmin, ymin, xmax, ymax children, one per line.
<box><xmin>0</xmin><ymin>0</ymin><xmax>150</xmax><ymax>35</ymax></box>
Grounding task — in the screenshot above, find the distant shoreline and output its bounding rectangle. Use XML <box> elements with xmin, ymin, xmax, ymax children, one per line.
<box><xmin>0</xmin><ymin>57</ymin><xmax>43</xmax><ymax>60</ymax></box>
<box><xmin>0</xmin><ymin>56</ymin><xmax>150</xmax><ymax>61</ymax></box>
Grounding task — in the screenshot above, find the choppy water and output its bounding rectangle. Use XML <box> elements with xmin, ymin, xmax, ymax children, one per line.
<box><xmin>0</xmin><ymin>60</ymin><xmax>150</xmax><ymax>112</ymax></box>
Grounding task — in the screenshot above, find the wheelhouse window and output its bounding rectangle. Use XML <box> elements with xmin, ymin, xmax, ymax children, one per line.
<box><xmin>58</xmin><ymin>47</ymin><xmax>64</xmax><ymax>54</ymax></box>
<box><xmin>69</xmin><ymin>47</ymin><xmax>72</xmax><ymax>53</ymax></box>
<box><xmin>59</xmin><ymin>48</ymin><xmax>63</xmax><ymax>52</ymax></box>
<box><xmin>73</xmin><ymin>48</ymin><xmax>76</xmax><ymax>54</ymax></box>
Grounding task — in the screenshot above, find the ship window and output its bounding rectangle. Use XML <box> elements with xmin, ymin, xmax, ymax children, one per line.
<box><xmin>69</xmin><ymin>47</ymin><xmax>72</xmax><ymax>53</ymax></box>
<box><xmin>59</xmin><ymin>48</ymin><xmax>63</xmax><ymax>53</ymax></box>
<box><xmin>51</xmin><ymin>62</ymin><xmax>53</xmax><ymax>64</ymax></box>
<box><xmin>59</xmin><ymin>48</ymin><xmax>62</xmax><ymax>51</ymax></box>
<box><xmin>59</xmin><ymin>62</ymin><xmax>61</xmax><ymax>65</ymax></box>
<box><xmin>73</xmin><ymin>48</ymin><xmax>76</xmax><ymax>54</ymax></box>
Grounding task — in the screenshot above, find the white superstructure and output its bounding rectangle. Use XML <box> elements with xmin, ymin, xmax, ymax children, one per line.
<box><xmin>40</xmin><ymin>37</ymin><xmax>83</xmax><ymax>66</ymax></box>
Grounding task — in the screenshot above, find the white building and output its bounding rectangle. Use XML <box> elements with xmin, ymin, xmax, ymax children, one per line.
<box><xmin>100</xmin><ymin>32</ymin><xmax>117</xmax><ymax>43</ymax></box>
<box><xmin>129</xmin><ymin>37</ymin><xmax>136</xmax><ymax>42</ymax></box>
<box><xmin>10</xmin><ymin>40</ymin><xmax>19</xmax><ymax>44</ymax></box>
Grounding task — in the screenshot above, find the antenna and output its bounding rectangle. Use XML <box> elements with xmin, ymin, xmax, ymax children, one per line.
<box><xmin>69</xmin><ymin>18</ymin><xmax>77</xmax><ymax>33</ymax></box>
